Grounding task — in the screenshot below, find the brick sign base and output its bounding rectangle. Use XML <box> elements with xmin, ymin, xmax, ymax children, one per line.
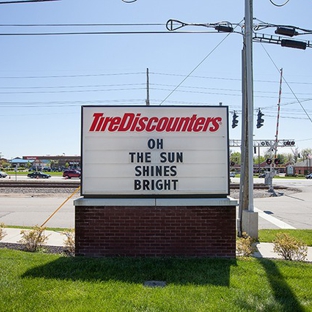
<box><xmin>74</xmin><ymin>198</ymin><xmax>237</xmax><ymax>258</ymax></box>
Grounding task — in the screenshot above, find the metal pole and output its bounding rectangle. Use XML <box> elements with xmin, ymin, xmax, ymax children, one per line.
<box><xmin>245</xmin><ymin>0</ymin><xmax>254</xmax><ymax>212</ymax></box>
<box><xmin>239</xmin><ymin>0</ymin><xmax>258</xmax><ymax>238</ymax></box>
<box><xmin>258</xmin><ymin>143</ymin><xmax>260</xmax><ymax>174</ymax></box>
<box><xmin>238</xmin><ymin>48</ymin><xmax>247</xmax><ymax>237</ymax></box>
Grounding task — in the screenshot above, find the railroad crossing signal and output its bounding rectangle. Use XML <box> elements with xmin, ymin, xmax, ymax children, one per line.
<box><xmin>256</xmin><ymin>109</ymin><xmax>264</xmax><ymax>128</ymax></box>
<box><xmin>283</xmin><ymin>140</ymin><xmax>295</xmax><ymax>146</ymax></box>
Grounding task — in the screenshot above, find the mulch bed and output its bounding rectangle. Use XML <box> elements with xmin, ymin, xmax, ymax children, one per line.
<box><xmin>0</xmin><ymin>242</ymin><xmax>70</xmax><ymax>255</ymax></box>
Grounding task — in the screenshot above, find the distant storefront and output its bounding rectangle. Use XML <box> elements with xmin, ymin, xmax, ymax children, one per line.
<box><xmin>293</xmin><ymin>159</ymin><xmax>312</xmax><ymax>175</ymax></box>
<box><xmin>22</xmin><ymin>155</ymin><xmax>81</xmax><ymax>170</ymax></box>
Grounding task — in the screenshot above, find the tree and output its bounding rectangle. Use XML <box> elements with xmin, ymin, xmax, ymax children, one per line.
<box><xmin>253</xmin><ymin>155</ymin><xmax>265</xmax><ymax>165</ymax></box>
<box><xmin>291</xmin><ymin>147</ymin><xmax>300</xmax><ymax>163</ymax></box>
<box><xmin>276</xmin><ymin>154</ymin><xmax>286</xmax><ymax>165</ymax></box>
<box><xmin>0</xmin><ymin>160</ymin><xmax>10</xmax><ymax>169</ymax></box>
<box><xmin>300</xmin><ymin>148</ymin><xmax>312</xmax><ymax>161</ymax></box>
<box><xmin>285</xmin><ymin>153</ymin><xmax>294</xmax><ymax>164</ymax></box>
<box><xmin>230</xmin><ymin>152</ymin><xmax>241</xmax><ymax>165</ymax></box>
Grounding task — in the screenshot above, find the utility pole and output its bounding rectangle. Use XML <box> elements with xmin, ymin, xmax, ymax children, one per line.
<box><xmin>161</xmin><ymin>0</ymin><xmax>310</xmax><ymax>238</ymax></box>
<box><xmin>238</xmin><ymin>0</ymin><xmax>258</xmax><ymax>238</ymax></box>
<box><xmin>146</xmin><ymin>68</ymin><xmax>150</xmax><ymax>106</ymax></box>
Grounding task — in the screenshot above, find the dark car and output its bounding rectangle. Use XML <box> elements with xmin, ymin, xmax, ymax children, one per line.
<box><xmin>27</xmin><ymin>171</ymin><xmax>51</xmax><ymax>179</ymax></box>
<box><xmin>63</xmin><ymin>169</ymin><xmax>81</xmax><ymax>179</ymax></box>
<box><xmin>0</xmin><ymin>171</ymin><xmax>8</xmax><ymax>178</ymax></box>
<box><xmin>306</xmin><ymin>173</ymin><xmax>312</xmax><ymax>179</ymax></box>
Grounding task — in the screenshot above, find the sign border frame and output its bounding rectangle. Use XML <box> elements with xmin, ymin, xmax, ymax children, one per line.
<box><xmin>81</xmin><ymin>105</ymin><xmax>230</xmax><ymax>198</ymax></box>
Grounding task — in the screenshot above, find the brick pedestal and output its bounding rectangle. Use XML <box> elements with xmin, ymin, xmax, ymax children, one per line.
<box><xmin>74</xmin><ymin>198</ymin><xmax>237</xmax><ymax>258</ymax></box>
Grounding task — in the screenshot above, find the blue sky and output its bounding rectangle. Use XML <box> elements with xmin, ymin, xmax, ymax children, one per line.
<box><xmin>0</xmin><ymin>0</ymin><xmax>311</xmax><ymax>159</ymax></box>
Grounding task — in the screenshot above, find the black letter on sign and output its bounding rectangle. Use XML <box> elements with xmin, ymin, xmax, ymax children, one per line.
<box><xmin>134</xmin><ymin>180</ymin><xmax>141</xmax><ymax>190</ymax></box>
<box><xmin>147</xmin><ymin>138</ymin><xmax>163</xmax><ymax>150</ymax></box>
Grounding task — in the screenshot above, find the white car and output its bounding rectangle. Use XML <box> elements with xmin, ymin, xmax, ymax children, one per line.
<box><xmin>0</xmin><ymin>171</ymin><xmax>8</xmax><ymax>178</ymax></box>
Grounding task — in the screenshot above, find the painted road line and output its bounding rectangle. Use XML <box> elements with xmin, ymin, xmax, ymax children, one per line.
<box><xmin>254</xmin><ymin>207</ymin><xmax>296</xmax><ymax>229</ymax></box>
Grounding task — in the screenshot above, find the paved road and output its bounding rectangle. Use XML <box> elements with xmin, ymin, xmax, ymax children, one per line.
<box><xmin>5</xmin><ymin>174</ymin><xmax>76</xmax><ymax>182</ymax></box>
<box><xmin>0</xmin><ymin>178</ymin><xmax>311</xmax><ymax>229</ymax></box>
<box><xmin>234</xmin><ymin>177</ymin><xmax>312</xmax><ymax>229</ymax></box>
<box><xmin>0</xmin><ymin>195</ymin><xmax>78</xmax><ymax>228</ymax></box>
<box><xmin>254</xmin><ymin>178</ymin><xmax>312</xmax><ymax>229</ymax></box>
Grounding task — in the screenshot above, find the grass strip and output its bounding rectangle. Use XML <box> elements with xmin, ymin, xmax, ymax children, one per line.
<box><xmin>259</xmin><ymin>229</ymin><xmax>312</xmax><ymax>246</ymax></box>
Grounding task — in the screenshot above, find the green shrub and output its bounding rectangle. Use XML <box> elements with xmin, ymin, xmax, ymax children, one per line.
<box><xmin>0</xmin><ymin>223</ymin><xmax>6</xmax><ymax>241</ymax></box>
<box><xmin>236</xmin><ymin>232</ymin><xmax>256</xmax><ymax>257</ymax></box>
<box><xmin>18</xmin><ymin>225</ymin><xmax>49</xmax><ymax>252</ymax></box>
<box><xmin>273</xmin><ymin>233</ymin><xmax>307</xmax><ymax>261</ymax></box>
<box><xmin>62</xmin><ymin>228</ymin><xmax>75</xmax><ymax>256</ymax></box>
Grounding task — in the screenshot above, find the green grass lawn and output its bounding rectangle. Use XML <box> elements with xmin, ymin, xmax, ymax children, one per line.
<box><xmin>259</xmin><ymin>229</ymin><xmax>312</xmax><ymax>246</ymax></box>
<box><xmin>0</xmin><ymin>249</ymin><xmax>311</xmax><ymax>312</ymax></box>
<box><xmin>4</xmin><ymin>171</ymin><xmax>63</xmax><ymax>177</ymax></box>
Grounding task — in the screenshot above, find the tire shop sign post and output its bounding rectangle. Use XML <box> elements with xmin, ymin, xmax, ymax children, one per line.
<box><xmin>75</xmin><ymin>105</ymin><xmax>237</xmax><ymax>258</ymax></box>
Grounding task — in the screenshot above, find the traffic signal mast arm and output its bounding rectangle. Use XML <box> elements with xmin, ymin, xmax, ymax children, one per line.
<box><xmin>229</xmin><ymin>139</ymin><xmax>295</xmax><ymax>148</ymax></box>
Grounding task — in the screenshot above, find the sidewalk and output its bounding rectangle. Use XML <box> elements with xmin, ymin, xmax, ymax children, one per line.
<box><xmin>254</xmin><ymin>242</ymin><xmax>312</xmax><ymax>261</ymax></box>
<box><xmin>1</xmin><ymin>227</ymin><xmax>312</xmax><ymax>261</ymax></box>
<box><xmin>1</xmin><ymin>228</ymin><xmax>65</xmax><ymax>247</ymax></box>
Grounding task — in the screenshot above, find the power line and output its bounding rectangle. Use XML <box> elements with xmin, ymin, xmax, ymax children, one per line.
<box><xmin>0</xmin><ymin>87</ymin><xmax>146</xmax><ymax>94</ymax></box>
<box><xmin>1</xmin><ymin>71</ymin><xmax>311</xmax><ymax>87</ymax></box>
<box><xmin>159</xmin><ymin>31</ymin><xmax>235</xmax><ymax>105</ymax></box>
<box><xmin>0</xmin><ymin>83</ymin><xmax>146</xmax><ymax>89</ymax></box>
<box><xmin>0</xmin><ymin>72</ymin><xmax>146</xmax><ymax>79</ymax></box>
<box><xmin>0</xmin><ymin>83</ymin><xmax>311</xmax><ymax>100</ymax></box>
<box><xmin>0</xmin><ymin>30</ymin><xmax>222</xmax><ymax>36</ymax></box>
<box><xmin>269</xmin><ymin>0</ymin><xmax>290</xmax><ymax>7</ymax></box>
<box><xmin>0</xmin><ymin>0</ymin><xmax>57</xmax><ymax>4</ymax></box>
<box><xmin>260</xmin><ymin>43</ymin><xmax>312</xmax><ymax>125</ymax></box>
<box><xmin>0</xmin><ymin>23</ymin><xmax>164</xmax><ymax>27</ymax></box>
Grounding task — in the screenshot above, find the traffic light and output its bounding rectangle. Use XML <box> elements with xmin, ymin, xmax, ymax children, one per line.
<box><xmin>232</xmin><ymin>111</ymin><xmax>238</xmax><ymax>128</ymax></box>
<box><xmin>256</xmin><ymin>109</ymin><xmax>264</xmax><ymax>128</ymax></box>
<box><xmin>266</xmin><ymin>158</ymin><xmax>272</xmax><ymax>165</ymax></box>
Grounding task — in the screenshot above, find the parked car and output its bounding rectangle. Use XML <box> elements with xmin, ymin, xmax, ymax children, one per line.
<box><xmin>27</xmin><ymin>171</ymin><xmax>51</xmax><ymax>179</ymax></box>
<box><xmin>306</xmin><ymin>173</ymin><xmax>312</xmax><ymax>179</ymax></box>
<box><xmin>230</xmin><ymin>172</ymin><xmax>236</xmax><ymax>178</ymax></box>
<box><xmin>63</xmin><ymin>169</ymin><xmax>81</xmax><ymax>179</ymax></box>
<box><xmin>259</xmin><ymin>173</ymin><xmax>266</xmax><ymax>178</ymax></box>
<box><xmin>0</xmin><ymin>171</ymin><xmax>8</xmax><ymax>178</ymax></box>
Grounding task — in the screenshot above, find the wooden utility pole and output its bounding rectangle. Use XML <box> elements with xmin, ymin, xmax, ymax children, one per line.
<box><xmin>146</xmin><ymin>68</ymin><xmax>150</xmax><ymax>106</ymax></box>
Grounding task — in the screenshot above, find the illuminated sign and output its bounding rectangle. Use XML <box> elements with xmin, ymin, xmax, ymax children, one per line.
<box><xmin>81</xmin><ymin>106</ymin><xmax>229</xmax><ymax>197</ymax></box>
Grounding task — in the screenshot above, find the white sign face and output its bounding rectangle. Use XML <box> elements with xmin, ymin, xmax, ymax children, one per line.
<box><xmin>81</xmin><ymin>106</ymin><xmax>229</xmax><ymax>197</ymax></box>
